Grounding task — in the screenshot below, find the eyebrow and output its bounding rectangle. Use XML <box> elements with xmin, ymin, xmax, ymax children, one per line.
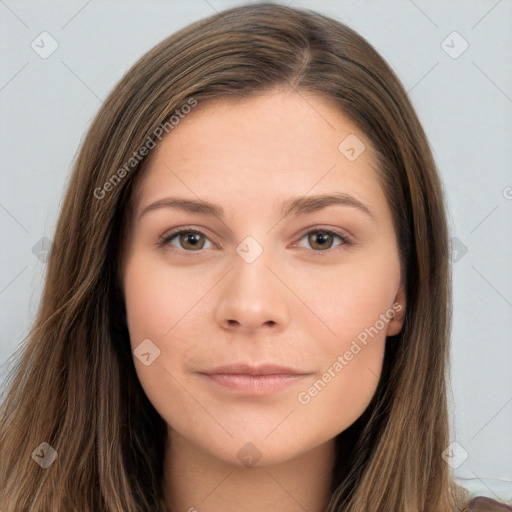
<box><xmin>138</xmin><ymin>192</ymin><xmax>375</xmax><ymax>222</ymax></box>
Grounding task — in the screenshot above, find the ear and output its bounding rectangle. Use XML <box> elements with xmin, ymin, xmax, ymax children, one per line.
<box><xmin>386</xmin><ymin>279</ymin><xmax>406</xmax><ymax>336</ymax></box>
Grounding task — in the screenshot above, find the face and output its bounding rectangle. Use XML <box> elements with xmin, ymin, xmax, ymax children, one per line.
<box><xmin>120</xmin><ymin>90</ymin><xmax>405</xmax><ymax>467</ymax></box>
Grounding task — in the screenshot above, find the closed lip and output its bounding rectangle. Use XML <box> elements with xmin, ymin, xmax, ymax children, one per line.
<box><xmin>199</xmin><ymin>363</ymin><xmax>310</xmax><ymax>376</ymax></box>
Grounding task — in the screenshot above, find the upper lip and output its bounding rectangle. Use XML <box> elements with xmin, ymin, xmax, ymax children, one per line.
<box><xmin>200</xmin><ymin>363</ymin><xmax>309</xmax><ymax>376</ymax></box>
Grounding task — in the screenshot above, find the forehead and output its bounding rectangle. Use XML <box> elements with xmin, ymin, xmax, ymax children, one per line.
<box><xmin>132</xmin><ymin>90</ymin><xmax>386</xmax><ymax>219</ymax></box>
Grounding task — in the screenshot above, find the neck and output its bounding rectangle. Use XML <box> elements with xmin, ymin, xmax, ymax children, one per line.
<box><xmin>162</xmin><ymin>430</ymin><xmax>336</xmax><ymax>512</ymax></box>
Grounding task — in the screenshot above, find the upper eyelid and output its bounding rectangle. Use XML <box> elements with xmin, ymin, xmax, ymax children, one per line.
<box><xmin>161</xmin><ymin>226</ymin><xmax>222</xmax><ymax>246</ymax></box>
<box><xmin>292</xmin><ymin>229</ymin><xmax>350</xmax><ymax>249</ymax></box>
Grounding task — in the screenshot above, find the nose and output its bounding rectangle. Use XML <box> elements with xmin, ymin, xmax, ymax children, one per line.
<box><xmin>214</xmin><ymin>249</ymin><xmax>291</xmax><ymax>334</ymax></box>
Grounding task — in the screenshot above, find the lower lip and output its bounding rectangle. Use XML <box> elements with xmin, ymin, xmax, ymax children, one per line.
<box><xmin>199</xmin><ymin>373</ymin><xmax>308</xmax><ymax>394</ymax></box>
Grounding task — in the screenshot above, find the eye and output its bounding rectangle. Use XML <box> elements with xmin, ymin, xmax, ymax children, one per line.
<box><xmin>158</xmin><ymin>226</ymin><xmax>351</xmax><ymax>255</ymax></box>
<box><xmin>295</xmin><ymin>228</ymin><xmax>350</xmax><ymax>253</ymax></box>
<box><xmin>158</xmin><ymin>228</ymin><xmax>214</xmax><ymax>252</ymax></box>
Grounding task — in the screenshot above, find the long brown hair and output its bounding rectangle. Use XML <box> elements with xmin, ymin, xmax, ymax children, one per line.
<box><xmin>0</xmin><ymin>3</ymin><xmax>469</xmax><ymax>511</ymax></box>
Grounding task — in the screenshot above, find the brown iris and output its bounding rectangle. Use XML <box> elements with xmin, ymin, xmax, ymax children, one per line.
<box><xmin>179</xmin><ymin>231</ymin><xmax>205</xmax><ymax>250</ymax></box>
<box><xmin>308</xmin><ymin>231</ymin><xmax>335</xmax><ymax>250</ymax></box>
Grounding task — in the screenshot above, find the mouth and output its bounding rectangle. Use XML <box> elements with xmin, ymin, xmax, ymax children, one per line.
<box><xmin>198</xmin><ymin>363</ymin><xmax>311</xmax><ymax>395</ymax></box>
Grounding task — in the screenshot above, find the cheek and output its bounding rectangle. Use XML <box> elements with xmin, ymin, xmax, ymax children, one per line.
<box><xmin>295</xmin><ymin>250</ymin><xmax>400</xmax><ymax>343</ymax></box>
<box><xmin>123</xmin><ymin>264</ymin><xmax>166</xmax><ymax>347</ymax></box>
<box><xmin>297</xmin><ymin>342</ymin><xmax>385</xmax><ymax>436</ymax></box>
<box><xmin>123</xmin><ymin>255</ymin><xmax>208</xmax><ymax>346</ymax></box>
<box><xmin>290</xmin><ymin>248</ymin><xmax>397</xmax><ymax>415</ymax></box>
<box><xmin>122</xmin><ymin>255</ymin><xmax>214</xmax><ymax>406</ymax></box>
<box><xmin>122</xmin><ymin>258</ymin><xmax>204</xmax><ymax>428</ymax></box>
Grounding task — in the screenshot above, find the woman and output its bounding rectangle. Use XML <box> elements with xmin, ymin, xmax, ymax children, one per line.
<box><xmin>0</xmin><ymin>3</ymin><xmax>509</xmax><ymax>511</ymax></box>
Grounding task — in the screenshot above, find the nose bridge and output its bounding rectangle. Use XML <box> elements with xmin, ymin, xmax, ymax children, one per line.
<box><xmin>214</xmin><ymin>235</ymin><xmax>290</xmax><ymax>332</ymax></box>
<box><xmin>233</xmin><ymin>245</ymin><xmax>274</xmax><ymax>295</ymax></box>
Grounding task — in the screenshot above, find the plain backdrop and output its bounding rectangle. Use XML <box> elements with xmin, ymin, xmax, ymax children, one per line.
<box><xmin>1</xmin><ymin>0</ymin><xmax>511</xmax><ymax>503</ymax></box>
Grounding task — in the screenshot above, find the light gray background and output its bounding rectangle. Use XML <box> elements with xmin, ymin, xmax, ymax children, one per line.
<box><xmin>1</xmin><ymin>0</ymin><xmax>511</xmax><ymax>503</ymax></box>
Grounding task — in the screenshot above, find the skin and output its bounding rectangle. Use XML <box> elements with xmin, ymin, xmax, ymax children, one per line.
<box><xmin>120</xmin><ymin>90</ymin><xmax>406</xmax><ymax>512</ymax></box>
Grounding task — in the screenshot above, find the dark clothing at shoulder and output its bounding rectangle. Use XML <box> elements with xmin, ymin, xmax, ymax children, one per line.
<box><xmin>468</xmin><ymin>496</ymin><xmax>512</xmax><ymax>511</ymax></box>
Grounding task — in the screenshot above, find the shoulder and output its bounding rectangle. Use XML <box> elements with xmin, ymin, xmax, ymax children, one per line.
<box><xmin>468</xmin><ymin>496</ymin><xmax>512</xmax><ymax>511</ymax></box>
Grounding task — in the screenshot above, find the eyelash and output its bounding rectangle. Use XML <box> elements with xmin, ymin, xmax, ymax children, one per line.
<box><xmin>157</xmin><ymin>225</ymin><xmax>352</xmax><ymax>256</ymax></box>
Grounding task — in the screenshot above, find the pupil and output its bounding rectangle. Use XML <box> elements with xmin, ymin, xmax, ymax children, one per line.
<box><xmin>182</xmin><ymin>232</ymin><xmax>203</xmax><ymax>249</ymax></box>
<box><xmin>311</xmin><ymin>231</ymin><xmax>332</xmax><ymax>249</ymax></box>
